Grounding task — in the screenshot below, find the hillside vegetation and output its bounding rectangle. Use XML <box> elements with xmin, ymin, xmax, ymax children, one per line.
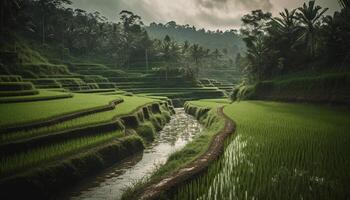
<box><xmin>231</xmin><ymin>0</ymin><xmax>350</xmax><ymax>105</ymax></box>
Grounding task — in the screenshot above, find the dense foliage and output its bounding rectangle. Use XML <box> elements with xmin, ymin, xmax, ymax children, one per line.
<box><xmin>0</xmin><ymin>0</ymin><xmax>238</xmax><ymax>80</ymax></box>
<box><xmin>237</xmin><ymin>0</ymin><xmax>350</xmax><ymax>82</ymax></box>
<box><xmin>146</xmin><ymin>21</ymin><xmax>245</xmax><ymax>60</ymax></box>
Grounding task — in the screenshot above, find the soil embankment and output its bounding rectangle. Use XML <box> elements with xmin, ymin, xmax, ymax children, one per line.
<box><xmin>135</xmin><ymin>106</ymin><xmax>236</xmax><ymax>200</ymax></box>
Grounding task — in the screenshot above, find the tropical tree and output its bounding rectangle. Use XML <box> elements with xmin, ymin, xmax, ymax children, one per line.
<box><xmin>211</xmin><ymin>48</ymin><xmax>222</xmax><ymax>60</ymax></box>
<box><xmin>271</xmin><ymin>9</ymin><xmax>300</xmax><ymax>43</ymax></box>
<box><xmin>240</xmin><ymin>10</ymin><xmax>272</xmax><ymax>80</ymax></box>
<box><xmin>267</xmin><ymin>8</ymin><xmax>302</xmax><ymax>72</ymax></box>
<box><xmin>296</xmin><ymin>0</ymin><xmax>328</xmax><ymax>58</ymax></box>
<box><xmin>338</xmin><ymin>0</ymin><xmax>350</xmax><ymax>8</ymax></box>
<box><xmin>120</xmin><ymin>10</ymin><xmax>143</xmax><ymax>33</ymax></box>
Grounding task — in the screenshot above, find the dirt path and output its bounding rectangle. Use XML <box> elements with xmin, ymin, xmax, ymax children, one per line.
<box><xmin>136</xmin><ymin>106</ymin><xmax>236</xmax><ymax>200</ymax></box>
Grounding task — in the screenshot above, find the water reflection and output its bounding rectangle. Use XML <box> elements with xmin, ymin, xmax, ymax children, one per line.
<box><xmin>63</xmin><ymin>108</ymin><xmax>203</xmax><ymax>200</ymax></box>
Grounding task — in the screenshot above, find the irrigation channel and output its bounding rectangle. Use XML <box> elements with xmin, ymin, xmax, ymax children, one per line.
<box><xmin>62</xmin><ymin>108</ymin><xmax>203</xmax><ymax>200</ymax></box>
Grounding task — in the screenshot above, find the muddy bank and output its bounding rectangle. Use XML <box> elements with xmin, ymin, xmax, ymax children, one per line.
<box><xmin>133</xmin><ymin>104</ymin><xmax>236</xmax><ymax>200</ymax></box>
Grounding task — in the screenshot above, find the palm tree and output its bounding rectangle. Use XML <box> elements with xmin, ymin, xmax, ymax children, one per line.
<box><xmin>190</xmin><ymin>44</ymin><xmax>204</xmax><ymax>78</ymax></box>
<box><xmin>270</xmin><ymin>8</ymin><xmax>301</xmax><ymax>71</ymax></box>
<box><xmin>338</xmin><ymin>0</ymin><xmax>350</xmax><ymax>8</ymax></box>
<box><xmin>272</xmin><ymin>9</ymin><xmax>299</xmax><ymax>36</ymax></box>
<box><xmin>245</xmin><ymin>36</ymin><xmax>269</xmax><ymax>80</ymax></box>
<box><xmin>211</xmin><ymin>49</ymin><xmax>222</xmax><ymax>60</ymax></box>
<box><xmin>182</xmin><ymin>41</ymin><xmax>190</xmax><ymax>54</ymax></box>
<box><xmin>161</xmin><ymin>35</ymin><xmax>180</xmax><ymax>80</ymax></box>
<box><xmin>296</xmin><ymin>0</ymin><xmax>328</xmax><ymax>58</ymax></box>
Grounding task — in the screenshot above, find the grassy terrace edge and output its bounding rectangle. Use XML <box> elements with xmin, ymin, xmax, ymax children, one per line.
<box><xmin>122</xmin><ymin>100</ymin><xmax>235</xmax><ymax>200</ymax></box>
<box><xmin>0</xmin><ymin>89</ymin><xmax>73</xmax><ymax>103</ymax></box>
<box><xmin>0</xmin><ymin>97</ymin><xmax>174</xmax><ymax>199</ymax></box>
<box><xmin>1</xmin><ymin>97</ymin><xmax>124</xmax><ymax>133</ymax></box>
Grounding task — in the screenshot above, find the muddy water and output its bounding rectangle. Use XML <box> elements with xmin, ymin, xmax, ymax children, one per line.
<box><xmin>63</xmin><ymin>108</ymin><xmax>203</xmax><ymax>200</ymax></box>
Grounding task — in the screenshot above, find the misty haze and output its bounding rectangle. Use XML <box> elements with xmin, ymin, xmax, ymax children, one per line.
<box><xmin>0</xmin><ymin>0</ymin><xmax>349</xmax><ymax>200</ymax></box>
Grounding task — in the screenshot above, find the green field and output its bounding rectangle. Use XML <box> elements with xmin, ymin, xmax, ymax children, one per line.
<box><xmin>175</xmin><ymin>101</ymin><xmax>350</xmax><ymax>200</ymax></box>
<box><xmin>0</xmin><ymin>92</ymin><xmax>121</xmax><ymax>127</ymax></box>
<box><xmin>0</xmin><ymin>89</ymin><xmax>73</xmax><ymax>103</ymax></box>
<box><xmin>1</xmin><ymin>94</ymin><xmax>162</xmax><ymax>143</ymax></box>
<box><xmin>0</xmin><ymin>91</ymin><xmax>170</xmax><ymax>182</ymax></box>
<box><xmin>0</xmin><ymin>130</ymin><xmax>123</xmax><ymax>175</ymax></box>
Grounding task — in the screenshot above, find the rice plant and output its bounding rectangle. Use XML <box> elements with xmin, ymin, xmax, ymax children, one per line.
<box><xmin>0</xmin><ymin>131</ymin><xmax>123</xmax><ymax>176</ymax></box>
<box><xmin>174</xmin><ymin>101</ymin><xmax>350</xmax><ymax>200</ymax></box>
<box><xmin>1</xmin><ymin>95</ymin><xmax>159</xmax><ymax>143</ymax></box>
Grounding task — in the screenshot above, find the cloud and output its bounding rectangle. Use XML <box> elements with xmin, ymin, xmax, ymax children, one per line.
<box><xmin>70</xmin><ymin>0</ymin><xmax>339</xmax><ymax>31</ymax></box>
<box><xmin>196</xmin><ymin>0</ymin><xmax>273</xmax><ymax>11</ymax></box>
<box><xmin>196</xmin><ymin>0</ymin><xmax>228</xmax><ymax>9</ymax></box>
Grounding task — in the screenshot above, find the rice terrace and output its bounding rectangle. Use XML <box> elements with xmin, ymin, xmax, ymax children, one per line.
<box><xmin>0</xmin><ymin>0</ymin><xmax>349</xmax><ymax>199</ymax></box>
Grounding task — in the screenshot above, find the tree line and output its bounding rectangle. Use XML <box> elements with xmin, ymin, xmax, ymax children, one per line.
<box><xmin>0</xmin><ymin>0</ymin><xmax>235</xmax><ymax>80</ymax></box>
<box><xmin>236</xmin><ymin>0</ymin><xmax>350</xmax><ymax>82</ymax></box>
<box><xmin>146</xmin><ymin>21</ymin><xmax>245</xmax><ymax>60</ymax></box>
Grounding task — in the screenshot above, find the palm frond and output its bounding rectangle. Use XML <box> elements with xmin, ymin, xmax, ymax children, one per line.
<box><xmin>338</xmin><ymin>0</ymin><xmax>350</xmax><ymax>8</ymax></box>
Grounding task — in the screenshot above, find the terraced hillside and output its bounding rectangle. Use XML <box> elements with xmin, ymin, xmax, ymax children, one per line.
<box><xmin>0</xmin><ymin>91</ymin><xmax>174</xmax><ymax>199</ymax></box>
<box><xmin>198</xmin><ymin>78</ymin><xmax>235</xmax><ymax>93</ymax></box>
<box><xmin>0</xmin><ymin>34</ymin><xmax>228</xmax><ymax>199</ymax></box>
<box><xmin>108</xmin><ymin>69</ymin><xmax>226</xmax><ymax>106</ymax></box>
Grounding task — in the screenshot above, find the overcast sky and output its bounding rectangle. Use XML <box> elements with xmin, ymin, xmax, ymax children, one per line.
<box><xmin>69</xmin><ymin>0</ymin><xmax>341</xmax><ymax>30</ymax></box>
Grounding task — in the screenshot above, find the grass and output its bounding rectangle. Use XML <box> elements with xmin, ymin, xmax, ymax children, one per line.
<box><xmin>73</xmin><ymin>89</ymin><xmax>115</xmax><ymax>93</ymax></box>
<box><xmin>197</xmin><ymin>98</ymin><xmax>231</xmax><ymax>104</ymax></box>
<box><xmin>1</xmin><ymin>95</ymin><xmax>160</xmax><ymax>143</ymax></box>
<box><xmin>140</xmin><ymin>89</ymin><xmax>225</xmax><ymax>100</ymax></box>
<box><xmin>0</xmin><ymin>93</ymin><xmax>120</xmax><ymax>128</ymax></box>
<box><xmin>174</xmin><ymin>101</ymin><xmax>350</xmax><ymax>200</ymax></box>
<box><xmin>0</xmin><ymin>90</ymin><xmax>72</xmax><ymax>103</ymax></box>
<box><xmin>135</xmin><ymin>122</ymin><xmax>156</xmax><ymax>141</ymax></box>
<box><xmin>121</xmin><ymin>101</ymin><xmax>225</xmax><ymax>200</ymax></box>
<box><xmin>0</xmin><ymin>89</ymin><xmax>39</xmax><ymax>98</ymax></box>
<box><xmin>0</xmin><ymin>130</ymin><xmax>124</xmax><ymax>176</ymax></box>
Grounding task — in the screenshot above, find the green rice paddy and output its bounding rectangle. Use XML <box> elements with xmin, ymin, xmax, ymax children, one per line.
<box><xmin>1</xmin><ymin>95</ymin><xmax>160</xmax><ymax>142</ymax></box>
<box><xmin>0</xmin><ymin>130</ymin><xmax>124</xmax><ymax>176</ymax></box>
<box><xmin>0</xmin><ymin>92</ymin><xmax>121</xmax><ymax>127</ymax></box>
<box><xmin>174</xmin><ymin>101</ymin><xmax>350</xmax><ymax>200</ymax></box>
<box><xmin>0</xmin><ymin>89</ymin><xmax>73</xmax><ymax>103</ymax></box>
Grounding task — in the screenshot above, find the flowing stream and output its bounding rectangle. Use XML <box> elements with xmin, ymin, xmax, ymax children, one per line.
<box><xmin>62</xmin><ymin>108</ymin><xmax>203</xmax><ymax>200</ymax></box>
